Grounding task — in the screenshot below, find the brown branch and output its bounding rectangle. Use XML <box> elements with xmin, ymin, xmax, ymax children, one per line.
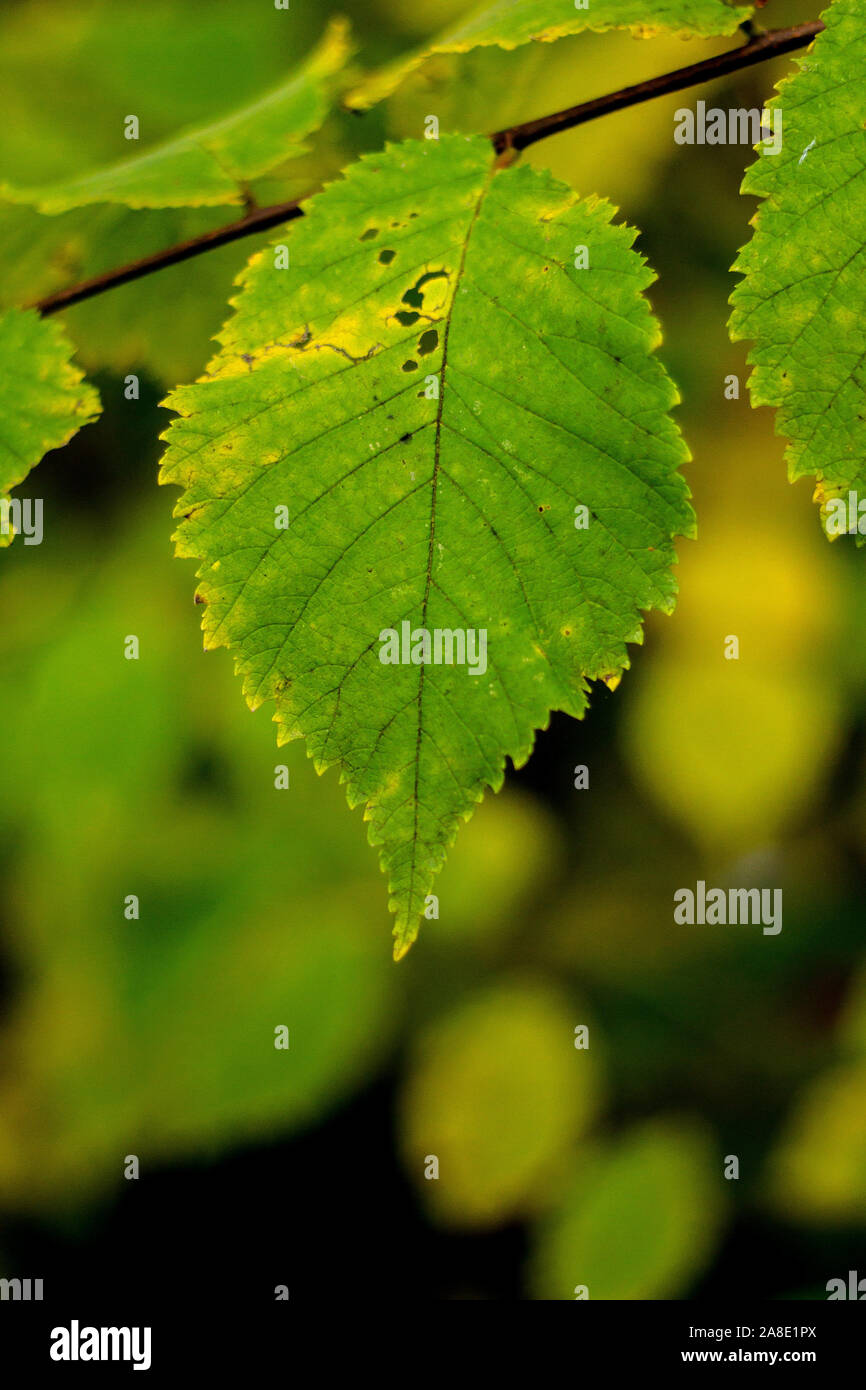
<box><xmin>491</xmin><ymin>21</ymin><xmax>824</xmax><ymax>154</ymax></box>
<box><xmin>36</xmin><ymin>20</ymin><xmax>823</xmax><ymax>318</ymax></box>
<box><xmin>36</xmin><ymin>198</ymin><xmax>308</xmax><ymax>316</ymax></box>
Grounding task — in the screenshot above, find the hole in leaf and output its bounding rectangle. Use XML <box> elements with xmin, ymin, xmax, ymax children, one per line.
<box><xmin>401</xmin><ymin>269</ymin><xmax>448</xmax><ymax>311</ymax></box>
<box><xmin>378</xmin><ymin>248</ymin><xmax>396</xmax><ymax>265</ymax></box>
<box><xmin>360</xmin><ymin>227</ymin><xmax>378</xmax><ymax>241</ymax></box>
<box><xmin>418</xmin><ymin>329</ymin><xmax>439</xmax><ymax>356</ymax></box>
<box><xmin>396</xmin><ymin>310</ymin><xmax>420</xmax><ymax>327</ymax></box>
<box><xmin>402</xmin><ymin>360</ymin><xmax>419</xmax><ymax>373</ymax></box>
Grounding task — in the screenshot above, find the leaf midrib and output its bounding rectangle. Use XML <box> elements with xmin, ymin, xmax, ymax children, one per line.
<box><xmin>404</xmin><ymin>157</ymin><xmax>497</xmax><ymax>945</ymax></box>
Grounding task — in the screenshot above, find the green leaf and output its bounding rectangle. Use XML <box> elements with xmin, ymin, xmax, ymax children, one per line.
<box><xmin>347</xmin><ymin>0</ymin><xmax>752</xmax><ymax>109</ymax></box>
<box><xmin>531</xmin><ymin>1119</ymin><xmax>723</xmax><ymax>1299</ymax></box>
<box><xmin>0</xmin><ymin>0</ymin><xmax>355</xmax><ymax>383</ymax></box>
<box><xmin>0</xmin><ymin>18</ymin><xmax>351</xmax><ymax>212</ymax></box>
<box><xmin>729</xmin><ymin>0</ymin><xmax>866</xmax><ymax>539</ymax></box>
<box><xmin>160</xmin><ymin>135</ymin><xmax>693</xmax><ymax>957</ymax></box>
<box><xmin>0</xmin><ymin>307</ymin><xmax>100</xmax><ymax>544</ymax></box>
<box><xmin>399</xmin><ymin>978</ymin><xmax>600</xmax><ymax>1227</ymax></box>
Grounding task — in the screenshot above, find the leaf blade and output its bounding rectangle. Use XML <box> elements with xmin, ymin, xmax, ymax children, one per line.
<box><xmin>347</xmin><ymin>0</ymin><xmax>753</xmax><ymax>110</ymax></box>
<box><xmin>0</xmin><ymin>307</ymin><xmax>100</xmax><ymax>544</ymax></box>
<box><xmin>161</xmin><ymin>136</ymin><xmax>693</xmax><ymax>954</ymax></box>
<box><xmin>0</xmin><ymin>19</ymin><xmax>351</xmax><ymax>212</ymax></box>
<box><xmin>729</xmin><ymin>0</ymin><xmax>866</xmax><ymax>537</ymax></box>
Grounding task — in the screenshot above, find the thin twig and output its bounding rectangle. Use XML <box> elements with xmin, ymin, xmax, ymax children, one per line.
<box><xmin>37</xmin><ymin>198</ymin><xmax>308</xmax><ymax>316</ymax></box>
<box><xmin>36</xmin><ymin>20</ymin><xmax>823</xmax><ymax>317</ymax></box>
<box><xmin>491</xmin><ymin>21</ymin><xmax>823</xmax><ymax>153</ymax></box>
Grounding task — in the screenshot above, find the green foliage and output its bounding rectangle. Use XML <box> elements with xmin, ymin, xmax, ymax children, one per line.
<box><xmin>0</xmin><ymin>19</ymin><xmax>351</xmax><ymax>212</ymax></box>
<box><xmin>730</xmin><ymin>0</ymin><xmax>866</xmax><ymax>538</ymax></box>
<box><xmin>0</xmin><ymin>0</ymin><xmax>863</xmax><ymax>1299</ymax></box>
<box><xmin>0</xmin><ymin>307</ymin><xmax>99</xmax><ymax>540</ymax></box>
<box><xmin>161</xmin><ymin>135</ymin><xmax>693</xmax><ymax>955</ymax></box>
<box><xmin>0</xmin><ymin>0</ymin><xmax>853</xmax><ymax>954</ymax></box>
<box><xmin>531</xmin><ymin>1119</ymin><xmax>723</xmax><ymax>1299</ymax></box>
<box><xmin>348</xmin><ymin>0</ymin><xmax>752</xmax><ymax>108</ymax></box>
<box><xmin>0</xmin><ymin>0</ymin><xmax>355</xmax><ymax>382</ymax></box>
<box><xmin>0</xmin><ymin>0</ymin><xmax>327</xmax><ymax>184</ymax></box>
<box><xmin>0</xmin><ymin>506</ymin><xmax>397</xmax><ymax>1205</ymax></box>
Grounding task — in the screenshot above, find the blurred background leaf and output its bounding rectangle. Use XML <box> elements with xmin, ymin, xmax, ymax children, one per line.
<box><xmin>765</xmin><ymin>1061</ymin><xmax>866</xmax><ymax>1227</ymax></box>
<box><xmin>0</xmin><ymin>0</ymin><xmax>362</xmax><ymax>382</ymax></box>
<box><xmin>531</xmin><ymin>1119</ymin><xmax>723</xmax><ymax>1299</ymax></box>
<box><xmin>0</xmin><ymin>498</ymin><xmax>399</xmax><ymax>1210</ymax></box>
<box><xmin>399</xmin><ymin>977</ymin><xmax>601</xmax><ymax>1227</ymax></box>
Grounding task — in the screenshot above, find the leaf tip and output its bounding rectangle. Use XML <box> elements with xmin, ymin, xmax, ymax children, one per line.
<box><xmin>392</xmin><ymin>934</ymin><xmax>415</xmax><ymax>963</ymax></box>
